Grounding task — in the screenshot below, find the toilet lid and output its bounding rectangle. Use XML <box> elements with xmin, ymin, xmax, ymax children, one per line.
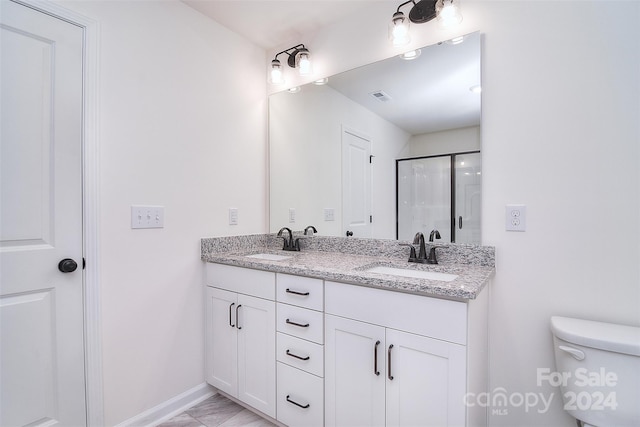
<box><xmin>550</xmin><ymin>316</ymin><xmax>640</xmax><ymax>356</ymax></box>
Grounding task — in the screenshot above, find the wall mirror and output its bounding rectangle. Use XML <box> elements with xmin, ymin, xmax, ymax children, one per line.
<box><xmin>269</xmin><ymin>31</ymin><xmax>481</xmax><ymax>241</ymax></box>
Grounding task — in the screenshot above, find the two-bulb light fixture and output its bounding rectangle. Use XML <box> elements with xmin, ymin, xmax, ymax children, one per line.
<box><xmin>389</xmin><ymin>0</ymin><xmax>463</xmax><ymax>46</ymax></box>
<box><xmin>269</xmin><ymin>43</ymin><xmax>312</xmax><ymax>85</ymax></box>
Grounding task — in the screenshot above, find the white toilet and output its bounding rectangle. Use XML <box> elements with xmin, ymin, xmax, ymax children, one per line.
<box><xmin>550</xmin><ymin>316</ymin><xmax>640</xmax><ymax>427</ymax></box>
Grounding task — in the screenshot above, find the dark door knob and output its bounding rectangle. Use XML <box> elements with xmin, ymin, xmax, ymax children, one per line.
<box><xmin>58</xmin><ymin>258</ymin><xmax>78</xmax><ymax>273</ymax></box>
<box><xmin>346</xmin><ymin>230</ymin><xmax>353</xmax><ymax>237</ymax></box>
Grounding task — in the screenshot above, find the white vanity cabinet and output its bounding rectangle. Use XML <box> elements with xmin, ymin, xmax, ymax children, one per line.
<box><xmin>205</xmin><ymin>264</ymin><xmax>276</xmax><ymax>418</ymax></box>
<box><xmin>275</xmin><ymin>274</ymin><xmax>325</xmax><ymax>427</ymax></box>
<box><xmin>324</xmin><ymin>280</ymin><xmax>488</xmax><ymax>427</ymax></box>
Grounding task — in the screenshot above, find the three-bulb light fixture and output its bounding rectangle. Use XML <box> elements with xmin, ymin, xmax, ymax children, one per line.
<box><xmin>269</xmin><ymin>43</ymin><xmax>312</xmax><ymax>85</ymax></box>
<box><xmin>390</xmin><ymin>0</ymin><xmax>463</xmax><ymax>46</ymax></box>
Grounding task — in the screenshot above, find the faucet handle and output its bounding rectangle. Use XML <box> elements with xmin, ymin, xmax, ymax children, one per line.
<box><xmin>427</xmin><ymin>246</ymin><xmax>440</xmax><ymax>264</ymax></box>
<box><xmin>399</xmin><ymin>243</ymin><xmax>418</xmax><ymax>261</ymax></box>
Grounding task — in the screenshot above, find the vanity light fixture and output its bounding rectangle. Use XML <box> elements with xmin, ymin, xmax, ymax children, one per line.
<box><xmin>269</xmin><ymin>43</ymin><xmax>312</xmax><ymax>85</ymax></box>
<box><xmin>390</xmin><ymin>0</ymin><xmax>463</xmax><ymax>46</ymax></box>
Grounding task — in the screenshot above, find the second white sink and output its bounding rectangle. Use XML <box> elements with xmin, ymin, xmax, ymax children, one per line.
<box><xmin>366</xmin><ymin>266</ymin><xmax>458</xmax><ymax>282</ymax></box>
<box><xmin>245</xmin><ymin>253</ymin><xmax>292</xmax><ymax>261</ymax></box>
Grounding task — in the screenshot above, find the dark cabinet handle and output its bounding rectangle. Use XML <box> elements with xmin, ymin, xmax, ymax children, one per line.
<box><xmin>228</xmin><ymin>303</ymin><xmax>235</xmax><ymax>327</ymax></box>
<box><xmin>286</xmin><ymin>288</ymin><xmax>310</xmax><ymax>296</ymax></box>
<box><xmin>286</xmin><ymin>395</ymin><xmax>310</xmax><ymax>409</ymax></box>
<box><xmin>388</xmin><ymin>344</ymin><xmax>394</xmax><ymax>380</ymax></box>
<box><xmin>286</xmin><ymin>349</ymin><xmax>310</xmax><ymax>361</ymax></box>
<box><xmin>236</xmin><ymin>305</ymin><xmax>242</xmax><ymax>330</ymax></box>
<box><xmin>58</xmin><ymin>258</ymin><xmax>78</xmax><ymax>273</ymax></box>
<box><xmin>346</xmin><ymin>230</ymin><xmax>353</xmax><ymax>237</ymax></box>
<box><xmin>286</xmin><ymin>318</ymin><xmax>309</xmax><ymax>328</ymax></box>
<box><xmin>459</xmin><ymin>215</ymin><xmax>463</xmax><ymax>229</ymax></box>
<box><xmin>374</xmin><ymin>340</ymin><xmax>380</xmax><ymax>376</ymax></box>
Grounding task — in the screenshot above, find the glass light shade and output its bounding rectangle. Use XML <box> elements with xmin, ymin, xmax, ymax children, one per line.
<box><xmin>269</xmin><ymin>59</ymin><xmax>284</xmax><ymax>85</ymax></box>
<box><xmin>297</xmin><ymin>51</ymin><xmax>312</xmax><ymax>76</ymax></box>
<box><xmin>436</xmin><ymin>0</ymin><xmax>463</xmax><ymax>27</ymax></box>
<box><xmin>389</xmin><ymin>12</ymin><xmax>410</xmax><ymax>46</ymax></box>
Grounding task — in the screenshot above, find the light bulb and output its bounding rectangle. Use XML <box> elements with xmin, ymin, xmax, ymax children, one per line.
<box><xmin>269</xmin><ymin>59</ymin><xmax>284</xmax><ymax>85</ymax></box>
<box><xmin>298</xmin><ymin>52</ymin><xmax>312</xmax><ymax>75</ymax></box>
<box><xmin>389</xmin><ymin>12</ymin><xmax>410</xmax><ymax>46</ymax></box>
<box><xmin>437</xmin><ymin>0</ymin><xmax>462</xmax><ymax>27</ymax></box>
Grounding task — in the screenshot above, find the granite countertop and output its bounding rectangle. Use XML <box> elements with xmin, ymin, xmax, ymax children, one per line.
<box><xmin>201</xmin><ymin>235</ymin><xmax>495</xmax><ymax>301</ymax></box>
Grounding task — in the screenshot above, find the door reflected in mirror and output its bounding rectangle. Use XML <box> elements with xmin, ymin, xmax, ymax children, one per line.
<box><xmin>269</xmin><ymin>32</ymin><xmax>481</xmax><ymax>240</ymax></box>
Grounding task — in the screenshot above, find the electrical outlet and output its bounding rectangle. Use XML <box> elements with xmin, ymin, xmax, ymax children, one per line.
<box><xmin>505</xmin><ymin>204</ymin><xmax>526</xmax><ymax>231</ymax></box>
<box><xmin>289</xmin><ymin>208</ymin><xmax>296</xmax><ymax>223</ymax></box>
<box><xmin>324</xmin><ymin>208</ymin><xmax>335</xmax><ymax>221</ymax></box>
<box><xmin>131</xmin><ymin>205</ymin><xmax>164</xmax><ymax>229</ymax></box>
<box><xmin>229</xmin><ymin>208</ymin><xmax>238</xmax><ymax>225</ymax></box>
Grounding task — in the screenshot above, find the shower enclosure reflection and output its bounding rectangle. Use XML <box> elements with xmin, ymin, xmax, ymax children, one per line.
<box><xmin>397</xmin><ymin>152</ymin><xmax>481</xmax><ymax>244</ymax></box>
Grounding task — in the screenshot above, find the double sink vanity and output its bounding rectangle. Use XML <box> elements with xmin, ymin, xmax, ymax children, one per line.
<box><xmin>201</xmin><ymin>233</ymin><xmax>494</xmax><ymax>426</ymax></box>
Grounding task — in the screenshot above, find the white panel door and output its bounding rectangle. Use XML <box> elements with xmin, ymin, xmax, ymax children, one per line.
<box><xmin>205</xmin><ymin>287</ymin><xmax>238</xmax><ymax>396</ymax></box>
<box><xmin>237</xmin><ymin>294</ymin><xmax>276</xmax><ymax>418</ymax></box>
<box><xmin>342</xmin><ymin>128</ymin><xmax>372</xmax><ymax>238</ymax></box>
<box><xmin>386</xmin><ymin>329</ymin><xmax>467</xmax><ymax>427</ymax></box>
<box><xmin>0</xmin><ymin>1</ymin><xmax>85</xmax><ymax>426</ymax></box>
<box><xmin>325</xmin><ymin>315</ymin><xmax>385</xmax><ymax>427</ymax></box>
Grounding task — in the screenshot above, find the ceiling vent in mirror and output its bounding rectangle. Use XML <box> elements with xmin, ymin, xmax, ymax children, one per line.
<box><xmin>370</xmin><ymin>90</ymin><xmax>393</xmax><ymax>102</ymax></box>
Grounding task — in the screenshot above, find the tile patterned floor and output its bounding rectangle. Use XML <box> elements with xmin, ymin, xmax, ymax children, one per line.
<box><xmin>158</xmin><ymin>394</ymin><xmax>276</xmax><ymax>427</ymax></box>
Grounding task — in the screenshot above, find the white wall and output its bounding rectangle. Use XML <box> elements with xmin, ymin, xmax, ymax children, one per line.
<box><xmin>56</xmin><ymin>1</ymin><xmax>267</xmax><ymax>425</ymax></box>
<box><xmin>272</xmin><ymin>1</ymin><xmax>640</xmax><ymax>426</ymax></box>
<box><xmin>405</xmin><ymin>125</ymin><xmax>481</xmax><ymax>157</ymax></box>
<box><xmin>270</xmin><ymin>84</ymin><xmax>409</xmax><ymax>238</ymax></box>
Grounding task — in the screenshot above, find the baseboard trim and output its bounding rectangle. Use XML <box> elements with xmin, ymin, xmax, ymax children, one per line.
<box><xmin>115</xmin><ymin>382</ymin><xmax>215</xmax><ymax>427</ymax></box>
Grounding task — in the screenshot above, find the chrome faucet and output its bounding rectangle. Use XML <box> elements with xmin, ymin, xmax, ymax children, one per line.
<box><xmin>277</xmin><ymin>227</ymin><xmax>300</xmax><ymax>251</ymax></box>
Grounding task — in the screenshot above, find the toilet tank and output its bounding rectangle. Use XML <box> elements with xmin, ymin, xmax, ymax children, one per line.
<box><xmin>550</xmin><ymin>316</ymin><xmax>640</xmax><ymax>427</ymax></box>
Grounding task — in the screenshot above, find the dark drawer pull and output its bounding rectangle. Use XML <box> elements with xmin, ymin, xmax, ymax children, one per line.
<box><xmin>388</xmin><ymin>344</ymin><xmax>394</xmax><ymax>380</ymax></box>
<box><xmin>236</xmin><ymin>305</ymin><xmax>242</xmax><ymax>330</ymax></box>
<box><xmin>228</xmin><ymin>303</ymin><xmax>235</xmax><ymax>327</ymax></box>
<box><xmin>286</xmin><ymin>349</ymin><xmax>310</xmax><ymax>361</ymax></box>
<box><xmin>286</xmin><ymin>318</ymin><xmax>309</xmax><ymax>328</ymax></box>
<box><xmin>286</xmin><ymin>288</ymin><xmax>310</xmax><ymax>296</ymax></box>
<box><xmin>374</xmin><ymin>340</ymin><xmax>380</xmax><ymax>376</ymax></box>
<box><xmin>286</xmin><ymin>395</ymin><xmax>310</xmax><ymax>409</ymax></box>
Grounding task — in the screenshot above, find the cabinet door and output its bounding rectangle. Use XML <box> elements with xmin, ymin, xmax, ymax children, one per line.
<box><xmin>325</xmin><ymin>315</ymin><xmax>385</xmax><ymax>427</ymax></box>
<box><xmin>205</xmin><ymin>287</ymin><xmax>238</xmax><ymax>396</ymax></box>
<box><xmin>385</xmin><ymin>329</ymin><xmax>466</xmax><ymax>427</ymax></box>
<box><xmin>237</xmin><ymin>294</ymin><xmax>276</xmax><ymax>418</ymax></box>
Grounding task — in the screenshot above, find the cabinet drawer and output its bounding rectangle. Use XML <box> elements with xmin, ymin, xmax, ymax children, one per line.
<box><xmin>325</xmin><ymin>281</ymin><xmax>468</xmax><ymax>345</ymax></box>
<box><xmin>276</xmin><ymin>274</ymin><xmax>323</xmax><ymax>311</ymax></box>
<box><xmin>277</xmin><ymin>362</ymin><xmax>323</xmax><ymax>427</ymax></box>
<box><xmin>277</xmin><ymin>303</ymin><xmax>323</xmax><ymax>344</ymax></box>
<box><xmin>277</xmin><ymin>332</ymin><xmax>324</xmax><ymax>377</ymax></box>
<box><xmin>206</xmin><ymin>263</ymin><xmax>275</xmax><ymax>300</ymax></box>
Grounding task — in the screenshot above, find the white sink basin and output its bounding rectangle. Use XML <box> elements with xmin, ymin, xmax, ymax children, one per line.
<box><xmin>245</xmin><ymin>253</ymin><xmax>292</xmax><ymax>261</ymax></box>
<box><xmin>366</xmin><ymin>266</ymin><xmax>458</xmax><ymax>282</ymax></box>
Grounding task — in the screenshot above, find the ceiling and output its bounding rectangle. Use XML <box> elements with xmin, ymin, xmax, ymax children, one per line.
<box><xmin>183</xmin><ymin>1</ymin><xmax>481</xmax><ymax>135</ymax></box>
<box><xmin>182</xmin><ymin>0</ymin><xmax>370</xmax><ymax>51</ymax></box>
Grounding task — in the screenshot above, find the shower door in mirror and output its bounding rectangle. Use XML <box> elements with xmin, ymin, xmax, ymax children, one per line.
<box><xmin>396</xmin><ymin>152</ymin><xmax>481</xmax><ymax>244</ymax></box>
<box><xmin>455</xmin><ymin>153</ymin><xmax>481</xmax><ymax>244</ymax></box>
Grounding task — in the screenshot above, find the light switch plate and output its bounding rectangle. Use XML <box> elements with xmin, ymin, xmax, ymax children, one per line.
<box><xmin>324</xmin><ymin>208</ymin><xmax>335</xmax><ymax>221</ymax></box>
<box><xmin>289</xmin><ymin>208</ymin><xmax>296</xmax><ymax>223</ymax></box>
<box><xmin>505</xmin><ymin>204</ymin><xmax>526</xmax><ymax>231</ymax></box>
<box><xmin>131</xmin><ymin>205</ymin><xmax>164</xmax><ymax>229</ymax></box>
